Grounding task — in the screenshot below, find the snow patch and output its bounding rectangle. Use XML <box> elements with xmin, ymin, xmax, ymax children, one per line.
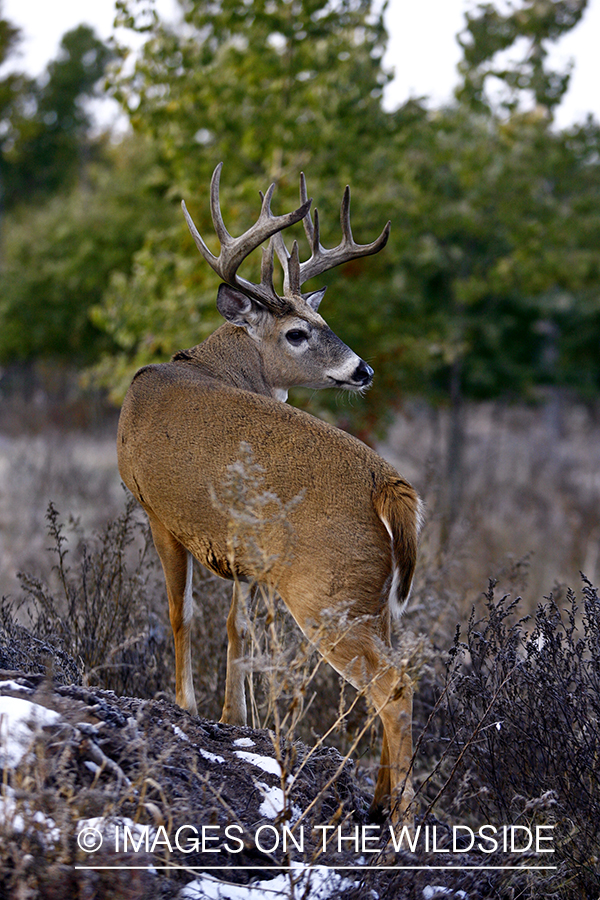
<box><xmin>0</xmin><ymin>696</ymin><xmax>61</xmax><ymax>767</ymax></box>
<box><xmin>181</xmin><ymin>861</ymin><xmax>360</xmax><ymax>900</ymax></box>
<box><xmin>234</xmin><ymin>750</ymin><xmax>282</xmax><ymax>777</ymax></box>
<box><xmin>423</xmin><ymin>887</ymin><xmax>469</xmax><ymax>899</ymax></box>
<box><xmin>0</xmin><ymin>680</ymin><xmax>33</xmax><ymax>693</ymax></box>
<box><xmin>200</xmin><ymin>747</ymin><xmax>226</xmax><ymax>764</ymax></box>
<box><xmin>256</xmin><ymin>782</ymin><xmax>302</xmax><ymax>821</ymax></box>
<box><xmin>173</xmin><ymin>725</ymin><xmax>190</xmax><ymax>741</ymax></box>
<box><xmin>0</xmin><ymin>785</ymin><xmax>60</xmax><ymax>844</ymax></box>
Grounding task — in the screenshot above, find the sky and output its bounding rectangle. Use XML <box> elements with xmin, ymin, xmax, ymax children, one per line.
<box><xmin>1</xmin><ymin>0</ymin><xmax>599</xmax><ymax>129</ymax></box>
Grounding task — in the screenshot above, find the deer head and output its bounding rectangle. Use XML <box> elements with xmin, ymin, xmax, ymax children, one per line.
<box><xmin>181</xmin><ymin>163</ymin><xmax>391</xmax><ymax>394</ymax></box>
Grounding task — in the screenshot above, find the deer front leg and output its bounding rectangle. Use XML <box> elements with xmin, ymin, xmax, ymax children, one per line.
<box><xmin>148</xmin><ymin>514</ymin><xmax>197</xmax><ymax>715</ymax></box>
<box><xmin>220</xmin><ymin>580</ymin><xmax>250</xmax><ymax>726</ymax></box>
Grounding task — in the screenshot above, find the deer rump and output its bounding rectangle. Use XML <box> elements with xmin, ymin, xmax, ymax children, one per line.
<box><xmin>118</xmin><ymin>360</ymin><xmax>419</xmax><ymax>626</ymax></box>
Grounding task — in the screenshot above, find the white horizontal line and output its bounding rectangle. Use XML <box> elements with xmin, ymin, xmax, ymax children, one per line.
<box><xmin>75</xmin><ymin>865</ymin><xmax>558</xmax><ymax>871</ymax></box>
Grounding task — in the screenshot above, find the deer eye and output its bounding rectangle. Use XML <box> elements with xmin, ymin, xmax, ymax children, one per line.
<box><xmin>285</xmin><ymin>329</ymin><xmax>308</xmax><ymax>346</ymax></box>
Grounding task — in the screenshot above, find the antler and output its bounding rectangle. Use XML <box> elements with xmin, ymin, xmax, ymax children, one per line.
<box><xmin>183</xmin><ymin>164</ymin><xmax>391</xmax><ymax>306</ymax></box>
<box><xmin>274</xmin><ymin>173</ymin><xmax>391</xmax><ymax>296</ymax></box>
<box><xmin>181</xmin><ymin>162</ymin><xmax>311</xmax><ymax>311</ymax></box>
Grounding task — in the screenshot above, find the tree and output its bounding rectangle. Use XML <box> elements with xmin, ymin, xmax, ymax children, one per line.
<box><xmin>0</xmin><ymin>136</ymin><xmax>175</xmax><ymax>364</ymax></box>
<box><xmin>0</xmin><ymin>8</ymin><xmax>25</xmax><ymax>120</ymax></box>
<box><xmin>113</xmin><ymin>0</ymin><xmax>391</xmax><ymax>188</ymax></box>
<box><xmin>0</xmin><ymin>6</ymin><xmax>30</xmax><ymax>209</ymax></box>
<box><xmin>1</xmin><ymin>25</ymin><xmax>113</xmax><ymax>208</ymax></box>
<box><xmin>457</xmin><ymin>0</ymin><xmax>589</xmax><ymax>116</ymax></box>
<box><xmin>373</xmin><ymin>0</ymin><xmax>600</xmax><ymax>524</ymax></box>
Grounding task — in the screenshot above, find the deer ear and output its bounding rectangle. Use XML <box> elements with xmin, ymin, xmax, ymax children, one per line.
<box><xmin>304</xmin><ymin>287</ymin><xmax>326</xmax><ymax>312</ymax></box>
<box><xmin>217</xmin><ymin>284</ymin><xmax>261</xmax><ymax>328</ymax></box>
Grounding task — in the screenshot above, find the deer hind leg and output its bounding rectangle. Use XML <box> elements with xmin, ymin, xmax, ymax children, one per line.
<box><xmin>369</xmin><ymin>666</ymin><xmax>414</xmax><ymax>824</ymax></box>
<box><xmin>321</xmin><ymin>622</ymin><xmax>414</xmax><ymax>825</ymax></box>
<box><xmin>147</xmin><ymin>514</ymin><xmax>197</xmax><ymax>715</ymax></box>
<box><xmin>220</xmin><ymin>581</ymin><xmax>250</xmax><ymax>726</ymax></box>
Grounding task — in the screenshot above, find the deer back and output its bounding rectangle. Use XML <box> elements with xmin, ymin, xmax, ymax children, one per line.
<box><xmin>118</xmin><ymin>358</ymin><xmax>419</xmax><ymax>614</ymax></box>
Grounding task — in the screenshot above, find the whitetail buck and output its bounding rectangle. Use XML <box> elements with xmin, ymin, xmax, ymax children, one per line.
<box><xmin>117</xmin><ymin>164</ymin><xmax>422</xmax><ymax>823</ymax></box>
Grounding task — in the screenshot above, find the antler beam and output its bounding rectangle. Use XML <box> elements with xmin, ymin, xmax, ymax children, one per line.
<box><xmin>181</xmin><ymin>162</ymin><xmax>311</xmax><ymax>310</ymax></box>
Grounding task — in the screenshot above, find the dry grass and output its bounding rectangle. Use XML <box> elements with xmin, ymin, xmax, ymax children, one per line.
<box><xmin>1</xmin><ymin>393</ymin><xmax>599</xmax><ymax>898</ymax></box>
<box><xmin>3</xmin><ymin>395</ymin><xmax>599</xmax><ymax>613</ymax></box>
<box><xmin>382</xmin><ymin>397</ymin><xmax>600</xmax><ymax>625</ymax></box>
<box><xmin>0</xmin><ymin>429</ymin><xmax>123</xmax><ymax>600</ymax></box>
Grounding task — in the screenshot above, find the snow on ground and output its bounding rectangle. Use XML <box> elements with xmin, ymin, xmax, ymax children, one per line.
<box><xmin>255</xmin><ymin>782</ymin><xmax>302</xmax><ymax>821</ymax></box>
<box><xmin>0</xmin><ymin>695</ymin><xmax>61</xmax><ymax>767</ymax></box>
<box><xmin>200</xmin><ymin>747</ymin><xmax>227</xmax><ymax>764</ymax></box>
<box><xmin>0</xmin><ymin>684</ymin><xmax>393</xmax><ymax>899</ymax></box>
<box><xmin>234</xmin><ymin>750</ymin><xmax>282</xmax><ymax>777</ymax></box>
<box><xmin>181</xmin><ymin>861</ymin><xmax>361</xmax><ymax>900</ymax></box>
<box><xmin>423</xmin><ymin>888</ymin><xmax>468</xmax><ymax>899</ymax></box>
<box><xmin>0</xmin><ymin>680</ymin><xmax>33</xmax><ymax>693</ymax></box>
<box><xmin>0</xmin><ymin>785</ymin><xmax>60</xmax><ymax>844</ymax></box>
<box><xmin>173</xmin><ymin>724</ymin><xmax>191</xmax><ymax>741</ymax></box>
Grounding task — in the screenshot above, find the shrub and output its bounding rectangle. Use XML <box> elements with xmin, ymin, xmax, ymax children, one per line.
<box><xmin>2</xmin><ymin>498</ymin><xmax>171</xmax><ymax>699</ymax></box>
<box><xmin>435</xmin><ymin>578</ymin><xmax>600</xmax><ymax>898</ymax></box>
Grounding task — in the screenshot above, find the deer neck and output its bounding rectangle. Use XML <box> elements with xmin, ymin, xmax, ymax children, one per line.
<box><xmin>178</xmin><ymin>323</ymin><xmax>277</xmax><ymax>399</ymax></box>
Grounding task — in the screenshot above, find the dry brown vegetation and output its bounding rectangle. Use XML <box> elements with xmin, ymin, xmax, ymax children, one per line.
<box><xmin>0</xmin><ymin>390</ymin><xmax>599</xmax><ymax>898</ymax></box>
<box><xmin>383</xmin><ymin>397</ymin><xmax>600</xmax><ymax>624</ymax></box>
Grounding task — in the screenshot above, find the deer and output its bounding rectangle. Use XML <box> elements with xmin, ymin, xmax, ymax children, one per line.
<box><xmin>117</xmin><ymin>163</ymin><xmax>422</xmax><ymax>826</ymax></box>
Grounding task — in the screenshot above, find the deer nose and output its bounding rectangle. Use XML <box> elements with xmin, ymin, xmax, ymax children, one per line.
<box><xmin>353</xmin><ymin>360</ymin><xmax>374</xmax><ymax>386</ymax></box>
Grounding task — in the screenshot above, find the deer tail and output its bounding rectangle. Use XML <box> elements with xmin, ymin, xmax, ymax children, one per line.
<box><xmin>373</xmin><ymin>477</ymin><xmax>423</xmax><ymax>618</ymax></box>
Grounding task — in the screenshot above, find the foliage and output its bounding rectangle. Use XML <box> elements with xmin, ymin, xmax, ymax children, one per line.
<box><xmin>87</xmin><ymin>0</ymin><xmax>600</xmax><ymax>435</ymax></box>
<box><xmin>0</xmin><ymin>17</ymin><xmax>171</xmax><ymax>367</ymax></box>
<box><xmin>113</xmin><ymin>0</ymin><xmax>391</xmax><ymax>189</ymax></box>
<box><xmin>89</xmin><ymin>218</ymin><xmax>223</xmax><ymax>401</ymax></box>
<box><xmin>89</xmin><ymin>0</ymin><xmax>397</xmax><ymax>417</ymax></box>
<box><xmin>457</xmin><ymin>0</ymin><xmax>588</xmax><ymax>115</ymax></box>
<box><xmin>0</xmin><ymin>25</ymin><xmax>113</xmax><ymax>207</ymax></box>
<box><xmin>0</xmin><ymin>0</ymin><xmax>599</xmax><ymax>438</ymax></box>
<box><xmin>0</xmin><ymin>136</ymin><xmax>175</xmax><ymax>364</ymax></box>
<box><xmin>0</xmin><ymin>8</ymin><xmax>33</xmax><ymax>197</ymax></box>
<box><xmin>384</xmin><ymin>106</ymin><xmax>600</xmax><ymax>406</ymax></box>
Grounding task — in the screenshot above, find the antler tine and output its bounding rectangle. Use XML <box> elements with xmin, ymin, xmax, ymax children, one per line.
<box><xmin>272</xmin><ymin>230</ymin><xmax>306</xmax><ymax>297</ymax></box>
<box><xmin>182</xmin><ymin>163</ymin><xmax>312</xmax><ymax>309</ymax></box>
<box><xmin>288</xmin><ymin>241</ymin><xmax>301</xmax><ymax>296</ymax></box>
<box><xmin>181</xmin><ymin>199</ymin><xmax>219</xmax><ymax>270</ymax></box>
<box><xmin>297</xmin><ymin>184</ymin><xmax>391</xmax><ymax>288</ymax></box>
<box><xmin>209</xmin><ymin>162</ymin><xmax>233</xmax><ymax>250</ymax></box>
<box><xmin>278</xmin><ymin>172</ymin><xmax>321</xmax><ymax>295</ymax></box>
<box><xmin>340</xmin><ymin>185</ymin><xmax>353</xmax><ymax>246</ymax></box>
<box><xmin>261</xmin><ymin>237</ymin><xmax>276</xmax><ymax>290</ymax></box>
<box><xmin>299</xmin><ymin>172</ymin><xmax>315</xmax><ymax>246</ymax></box>
<box><xmin>271</xmin><ymin>231</ymin><xmax>290</xmax><ymax>292</ymax></box>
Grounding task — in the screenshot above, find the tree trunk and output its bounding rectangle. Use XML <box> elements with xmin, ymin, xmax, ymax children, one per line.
<box><xmin>442</xmin><ymin>356</ymin><xmax>466</xmax><ymax>543</ymax></box>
